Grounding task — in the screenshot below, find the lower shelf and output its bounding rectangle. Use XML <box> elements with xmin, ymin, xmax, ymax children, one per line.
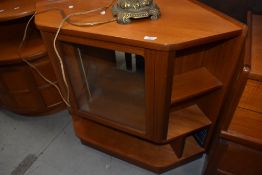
<box><xmin>167</xmin><ymin>105</ymin><xmax>211</xmax><ymax>142</ymax></box>
<box><xmin>73</xmin><ymin>115</ymin><xmax>205</xmax><ymax>173</ymax></box>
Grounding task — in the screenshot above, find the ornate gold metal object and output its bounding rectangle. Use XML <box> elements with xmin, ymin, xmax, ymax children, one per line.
<box><xmin>112</xmin><ymin>0</ymin><xmax>160</xmax><ymax>24</ymax></box>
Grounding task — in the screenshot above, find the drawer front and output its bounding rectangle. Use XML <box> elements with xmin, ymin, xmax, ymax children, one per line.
<box><xmin>217</xmin><ymin>140</ymin><xmax>262</xmax><ymax>175</ymax></box>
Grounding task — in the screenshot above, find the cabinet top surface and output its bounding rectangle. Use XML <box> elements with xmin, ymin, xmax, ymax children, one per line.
<box><xmin>35</xmin><ymin>0</ymin><xmax>243</xmax><ymax>50</ymax></box>
<box><xmin>0</xmin><ymin>0</ymin><xmax>36</xmax><ymax>21</ymax></box>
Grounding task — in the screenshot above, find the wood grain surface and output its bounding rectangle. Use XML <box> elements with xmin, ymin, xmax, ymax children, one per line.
<box><xmin>0</xmin><ymin>0</ymin><xmax>37</xmax><ymax>21</ymax></box>
<box><xmin>35</xmin><ymin>0</ymin><xmax>242</xmax><ymax>50</ymax></box>
<box><xmin>35</xmin><ymin>0</ymin><xmax>246</xmax><ymax>172</ymax></box>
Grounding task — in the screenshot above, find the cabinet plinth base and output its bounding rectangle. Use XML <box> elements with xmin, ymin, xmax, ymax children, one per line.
<box><xmin>72</xmin><ymin>115</ymin><xmax>204</xmax><ymax>173</ymax></box>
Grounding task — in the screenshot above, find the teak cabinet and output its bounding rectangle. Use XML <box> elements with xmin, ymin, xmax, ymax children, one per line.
<box><xmin>0</xmin><ymin>0</ymin><xmax>65</xmax><ymax>115</ymax></box>
<box><xmin>203</xmin><ymin>11</ymin><xmax>262</xmax><ymax>175</ymax></box>
<box><xmin>35</xmin><ymin>0</ymin><xmax>247</xmax><ymax>172</ymax></box>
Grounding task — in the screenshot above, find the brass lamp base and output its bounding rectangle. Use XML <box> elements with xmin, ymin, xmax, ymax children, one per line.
<box><xmin>112</xmin><ymin>0</ymin><xmax>160</xmax><ymax>24</ymax></box>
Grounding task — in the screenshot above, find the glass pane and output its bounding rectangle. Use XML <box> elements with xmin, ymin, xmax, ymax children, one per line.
<box><xmin>75</xmin><ymin>46</ymin><xmax>145</xmax><ymax>132</ymax></box>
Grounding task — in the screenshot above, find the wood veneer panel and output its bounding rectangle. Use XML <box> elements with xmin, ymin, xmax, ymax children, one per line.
<box><xmin>217</xmin><ymin>141</ymin><xmax>262</xmax><ymax>175</ymax></box>
<box><xmin>35</xmin><ymin>0</ymin><xmax>242</xmax><ymax>50</ymax></box>
<box><xmin>0</xmin><ymin>0</ymin><xmax>36</xmax><ymax>21</ymax></box>
<box><xmin>73</xmin><ymin>116</ymin><xmax>205</xmax><ymax>173</ymax></box>
<box><xmin>204</xmin><ymin>138</ymin><xmax>262</xmax><ymax>175</ymax></box>
<box><xmin>171</xmin><ymin>67</ymin><xmax>222</xmax><ymax>105</ymax></box>
<box><xmin>167</xmin><ymin>105</ymin><xmax>211</xmax><ymax>141</ymax></box>
<box><xmin>238</xmin><ymin>80</ymin><xmax>262</xmax><ymax>113</ymax></box>
<box><xmin>250</xmin><ymin>14</ymin><xmax>262</xmax><ymax>80</ymax></box>
<box><xmin>225</xmin><ymin>107</ymin><xmax>262</xmax><ymax>148</ymax></box>
<box><xmin>220</xmin><ymin>79</ymin><xmax>262</xmax><ymax>150</ymax></box>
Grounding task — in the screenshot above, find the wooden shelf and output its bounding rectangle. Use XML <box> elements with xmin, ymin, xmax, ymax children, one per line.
<box><xmin>171</xmin><ymin>67</ymin><xmax>222</xmax><ymax>106</ymax></box>
<box><xmin>167</xmin><ymin>105</ymin><xmax>211</xmax><ymax>141</ymax></box>
<box><xmin>0</xmin><ymin>31</ymin><xmax>46</xmax><ymax>64</ymax></box>
<box><xmin>74</xmin><ymin>116</ymin><xmax>205</xmax><ymax>173</ymax></box>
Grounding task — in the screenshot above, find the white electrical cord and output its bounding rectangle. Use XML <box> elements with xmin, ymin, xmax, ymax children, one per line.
<box><xmin>22</xmin><ymin>59</ymin><xmax>71</xmax><ymax>107</ymax></box>
<box><xmin>77</xmin><ymin>48</ymin><xmax>93</xmax><ymax>100</ymax></box>
<box><xmin>18</xmin><ymin>0</ymin><xmax>116</xmax><ymax>108</ymax></box>
<box><xmin>19</xmin><ymin>9</ymin><xmax>72</xmax><ymax>107</ymax></box>
<box><xmin>52</xmin><ymin>6</ymin><xmax>116</xmax><ymax>106</ymax></box>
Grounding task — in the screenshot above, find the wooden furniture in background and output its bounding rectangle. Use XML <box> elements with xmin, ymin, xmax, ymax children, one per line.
<box><xmin>0</xmin><ymin>0</ymin><xmax>65</xmax><ymax>115</ymax></box>
<box><xmin>35</xmin><ymin>0</ymin><xmax>246</xmax><ymax>172</ymax></box>
<box><xmin>203</xmin><ymin>11</ymin><xmax>262</xmax><ymax>175</ymax></box>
